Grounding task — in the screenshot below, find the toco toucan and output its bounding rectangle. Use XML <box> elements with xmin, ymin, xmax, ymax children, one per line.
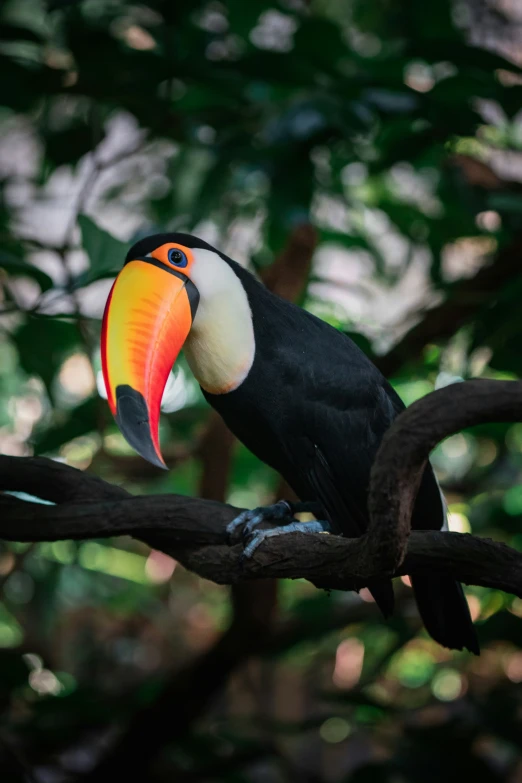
<box><xmin>101</xmin><ymin>233</ymin><xmax>479</xmax><ymax>654</ymax></box>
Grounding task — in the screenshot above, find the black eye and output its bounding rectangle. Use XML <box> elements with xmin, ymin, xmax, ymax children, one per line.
<box><xmin>167</xmin><ymin>248</ymin><xmax>188</xmax><ymax>268</ymax></box>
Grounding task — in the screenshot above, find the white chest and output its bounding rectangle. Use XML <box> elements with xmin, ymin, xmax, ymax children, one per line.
<box><xmin>184</xmin><ymin>249</ymin><xmax>255</xmax><ymax>395</ymax></box>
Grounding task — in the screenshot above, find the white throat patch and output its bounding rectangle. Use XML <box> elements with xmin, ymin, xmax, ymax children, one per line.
<box><xmin>183</xmin><ymin>248</ymin><xmax>255</xmax><ymax>395</ymax></box>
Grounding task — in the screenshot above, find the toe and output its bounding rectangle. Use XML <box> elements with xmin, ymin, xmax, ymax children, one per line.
<box><xmin>226</xmin><ymin>509</ymin><xmax>253</xmax><ymax>542</ymax></box>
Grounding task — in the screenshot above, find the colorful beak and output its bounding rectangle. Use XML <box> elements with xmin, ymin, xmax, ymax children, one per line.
<box><xmin>101</xmin><ymin>257</ymin><xmax>199</xmax><ymax>468</ymax></box>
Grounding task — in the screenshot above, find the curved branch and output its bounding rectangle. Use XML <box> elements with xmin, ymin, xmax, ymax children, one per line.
<box><xmin>365</xmin><ymin>378</ymin><xmax>522</xmax><ymax>574</ymax></box>
<box><xmin>0</xmin><ymin>455</ymin><xmax>129</xmax><ymax>503</ymax></box>
<box><xmin>1</xmin><ymin>379</ymin><xmax>521</xmax><ymax>598</ymax></box>
<box><xmin>0</xmin><ymin>490</ymin><xmax>519</xmax><ymax>594</ymax></box>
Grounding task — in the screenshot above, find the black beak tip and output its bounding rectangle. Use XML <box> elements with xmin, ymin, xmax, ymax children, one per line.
<box><xmin>146</xmin><ymin>451</ymin><xmax>169</xmax><ymax>471</ymax></box>
<box><xmin>114</xmin><ymin>385</ymin><xmax>167</xmax><ymax>470</ymax></box>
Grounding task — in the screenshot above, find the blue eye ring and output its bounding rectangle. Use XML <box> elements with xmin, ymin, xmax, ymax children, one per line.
<box><xmin>167</xmin><ymin>248</ymin><xmax>188</xmax><ymax>268</ymax></box>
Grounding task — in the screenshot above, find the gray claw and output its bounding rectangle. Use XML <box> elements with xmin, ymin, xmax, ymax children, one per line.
<box><xmin>226</xmin><ymin>500</ymin><xmax>293</xmax><ymax>543</ymax></box>
<box><xmin>240</xmin><ymin>520</ymin><xmax>331</xmax><ymax>562</ymax></box>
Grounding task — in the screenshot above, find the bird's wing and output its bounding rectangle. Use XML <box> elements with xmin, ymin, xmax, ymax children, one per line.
<box><xmin>294</xmin><ymin>380</ymin><xmax>444</xmax><ymax>536</ymax></box>
<box><xmin>306</xmin><ymin>438</ymin><xmax>369</xmax><ymax>536</ymax></box>
<box><xmin>296</xmin><ymin>390</ymin><xmax>397</xmax><ymax>618</ymax></box>
<box><xmin>288</xmin><ymin>381</ymin><xmax>390</xmax><ymax>536</ymax></box>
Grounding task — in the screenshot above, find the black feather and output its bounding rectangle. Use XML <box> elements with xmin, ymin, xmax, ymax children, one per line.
<box><xmin>126</xmin><ymin>233</ymin><xmax>232</xmax><ymax>264</ymax></box>
<box><xmin>410</xmin><ymin>573</ymin><xmax>479</xmax><ymax>654</ymax></box>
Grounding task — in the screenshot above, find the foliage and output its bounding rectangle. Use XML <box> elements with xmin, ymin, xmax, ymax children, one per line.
<box><xmin>0</xmin><ymin>0</ymin><xmax>522</xmax><ymax>780</ymax></box>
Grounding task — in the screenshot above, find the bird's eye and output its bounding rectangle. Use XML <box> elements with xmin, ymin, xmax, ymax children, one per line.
<box><xmin>167</xmin><ymin>248</ymin><xmax>188</xmax><ymax>268</ymax></box>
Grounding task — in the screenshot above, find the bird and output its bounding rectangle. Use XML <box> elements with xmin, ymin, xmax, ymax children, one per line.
<box><xmin>101</xmin><ymin>232</ymin><xmax>479</xmax><ymax>654</ymax></box>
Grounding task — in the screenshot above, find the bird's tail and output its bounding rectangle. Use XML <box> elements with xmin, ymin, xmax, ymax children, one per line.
<box><xmin>368</xmin><ymin>579</ymin><xmax>395</xmax><ymax>618</ymax></box>
<box><xmin>410</xmin><ymin>572</ymin><xmax>479</xmax><ymax>654</ymax></box>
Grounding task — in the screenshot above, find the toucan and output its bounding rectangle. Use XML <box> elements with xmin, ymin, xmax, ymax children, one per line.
<box><xmin>101</xmin><ymin>233</ymin><xmax>479</xmax><ymax>654</ymax></box>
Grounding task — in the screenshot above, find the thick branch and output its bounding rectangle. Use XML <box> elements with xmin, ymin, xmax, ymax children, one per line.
<box><xmin>0</xmin><ymin>490</ymin><xmax>519</xmax><ymax>595</ymax></box>
<box><xmin>2</xmin><ymin>379</ymin><xmax>522</xmax><ymax>781</ymax></box>
<box><xmin>1</xmin><ymin>379</ymin><xmax>521</xmax><ymax>596</ymax></box>
<box><xmin>365</xmin><ymin>378</ymin><xmax>522</xmax><ymax>574</ymax></box>
<box><xmin>0</xmin><ymin>455</ymin><xmax>128</xmax><ymax>502</ymax></box>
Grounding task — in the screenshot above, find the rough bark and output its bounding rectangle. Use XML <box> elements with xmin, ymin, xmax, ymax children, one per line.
<box><xmin>1</xmin><ymin>379</ymin><xmax>521</xmax><ymax>598</ymax></box>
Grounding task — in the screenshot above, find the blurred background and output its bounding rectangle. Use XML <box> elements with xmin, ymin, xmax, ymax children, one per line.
<box><xmin>1</xmin><ymin>0</ymin><xmax>522</xmax><ymax>780</ymax></box>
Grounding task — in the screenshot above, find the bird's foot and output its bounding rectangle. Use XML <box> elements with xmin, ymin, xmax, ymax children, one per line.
<box><xmin>226</xmin><ymin>500</ymin><xmax>294</xmax><ymax>543</ymax></box>
<box><xmin>240</xmin><ymin>519</ymin><xmax>331</xmax><ymax>562</ymax></box>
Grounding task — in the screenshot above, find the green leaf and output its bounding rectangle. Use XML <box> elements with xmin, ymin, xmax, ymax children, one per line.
<box><xmin>187</xmin><ymin>155</ymin><xmax>232</xmax><ymax>229</ymax></box>
<box><xmin>0</xmin><ymin>54</ymin><xmax>62</xmax><ymax>113</ymax></box>
<box><xmin>488</xmin><ymin>192</ymin><xmax>522</xmax><ymax>214</ymax></box>
<box><xmin>225</xmin><ymin>0</ymin><xmax>266</xmax><ymax>38</ymax></box>
<box><xmin>0</xmin><ymin>252</ymin><xmax>54</xmax><ymax>292</ymax></box>
<box><xmin>33</xmin><ymin>396</ymin><xmax>99</xmax><ymax>454</ymax></box>
<box><xmin>75</xmin><ymin>216</ymin><xmax>127</xmax><ymax>286</ymax></box>
<box><xmin>45</xmin><ymin>122</ymin><xmax>97</xmax><ymax>167</ymax></box>
<box><xmin>409</xmin><ymin>0</ymin><xmax>462</xmax><ymax>42</ymax></box>
<box><xmin>12</xmin><ymin>318</ymin><xmax>80</xmax><ymax>399</ymax></box>
<box><xmin>293</xmin><ymin>17</ymin><xmax>349</xmax><ymax>73</ymax></box>
<box><xmin>0</xmin><ymin>23</ymin><xmax>45</xmax><ymax>44</ymax></box>
<box><xmin>319</xmin><ymin>230</ymin><xmax>373</xmax><ymax>252</ymax></box>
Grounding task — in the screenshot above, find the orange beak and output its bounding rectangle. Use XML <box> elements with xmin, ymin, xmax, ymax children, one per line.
<box><xmin>101</xmin><ymin>257</ymin><xmax>199</xmax><ymax>468</ymax></box>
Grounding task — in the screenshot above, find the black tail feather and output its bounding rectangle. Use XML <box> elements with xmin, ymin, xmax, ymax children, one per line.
<box><xmin>368</xmin><ymin>579</ymin><xmax>395</xmax><ymax>619</ymax></box>
<box><xmin>410</xmin><ymin>572</ymin><xmax>479</xmax><ymax>655</ymax></box>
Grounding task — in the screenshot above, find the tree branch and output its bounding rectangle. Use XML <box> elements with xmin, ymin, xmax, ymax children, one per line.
<box><xmin>0</xmin><ymin>489</ymin><xmax>518</xmax><ymax>595</ymax></box>
<box><xmin>1</xmin><ymin>380</ymin><xmax>521</xmax><ymax>598</ymax></box>
<box><xmin>2</xmin><ymin>378</ymin><xmax>522</xmax><ymax>780</ymax></box>
<box><xmin>366</xmin><ymin>377</ymin><xmax>522</xmax><ymax>574</ymax></box>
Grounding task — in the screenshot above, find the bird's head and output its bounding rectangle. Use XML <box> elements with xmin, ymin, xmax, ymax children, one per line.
<box><xmin>101</xmin><ymin>233</ymin><xmax>255</xmax><ymax>468</ymax></box>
